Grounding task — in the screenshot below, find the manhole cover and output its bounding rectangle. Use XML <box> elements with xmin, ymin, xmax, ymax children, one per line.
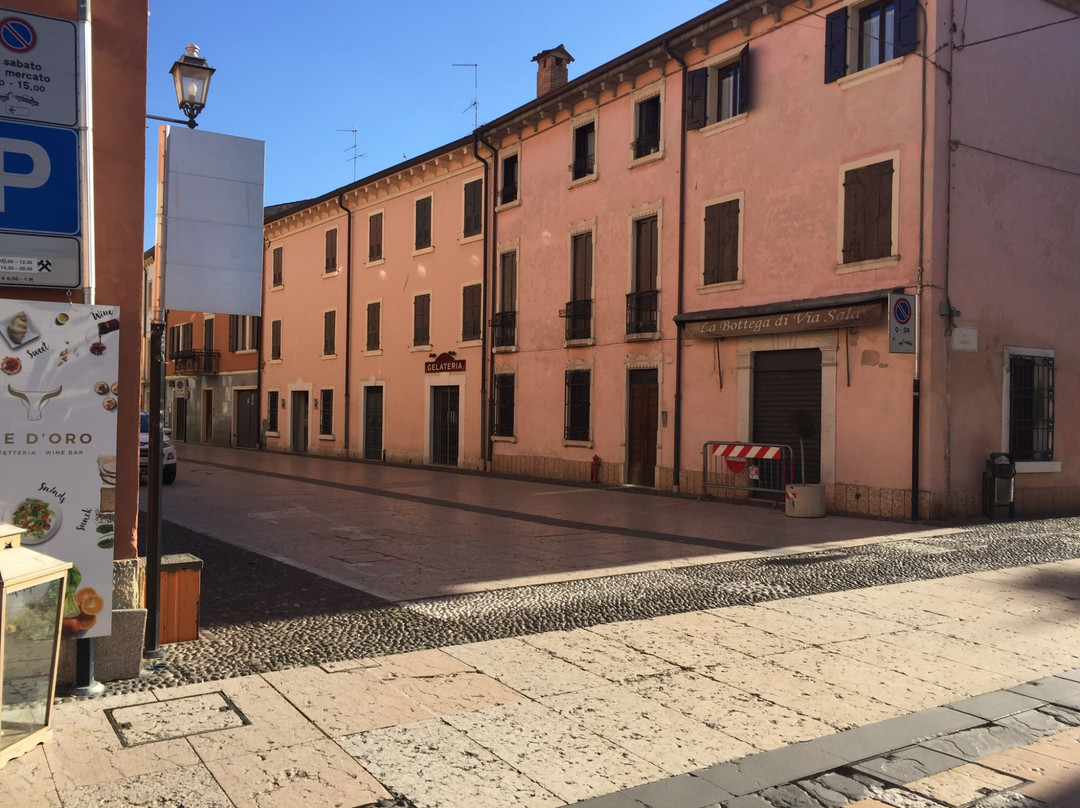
<box><xmin>105</xmin><ymin>691</ymin><xmax>250</xmax><ymax>747</ymax></box>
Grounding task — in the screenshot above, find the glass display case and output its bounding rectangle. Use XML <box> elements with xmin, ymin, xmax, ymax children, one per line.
<box><xmin>1</xmin><ymin>523</ymin><xmax>71</xmax><ymax>768</ymax></box>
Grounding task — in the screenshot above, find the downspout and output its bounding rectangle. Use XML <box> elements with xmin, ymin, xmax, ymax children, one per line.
<box><xmin>473</xmin><ymin>132</ymin><xmax>494</xmax><ymax>470</ymax></box>
<box><xmin>258</xmin><ymin>237</ymin><xmax>267</xmax><ymax>448</ymax></box>
<box><xmin>664</xmin><ymin>42</ymin><xmax>688</xmax><ymax>494</ymax></box>
<box><xmin>77</xmin><ymin>0</ymin><xmax>95</xmax><ymax>303</ymax></box>
<box><xmin>336</xmin><ymin>193</ymin><xmax>353</xmax><ymax>459</ymax></box>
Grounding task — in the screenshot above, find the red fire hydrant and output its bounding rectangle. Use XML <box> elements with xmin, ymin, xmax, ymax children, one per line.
<box><xmin>591</xmin><ymin>454</ymin><xmax>601</xmax><ymax>484</ymax></box>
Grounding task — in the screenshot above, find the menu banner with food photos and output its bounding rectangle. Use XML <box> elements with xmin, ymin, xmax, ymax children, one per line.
<box><xmin>1</xmin><ymin>301</ymin><xmax>118</xmax><ymax>639</ymax></box>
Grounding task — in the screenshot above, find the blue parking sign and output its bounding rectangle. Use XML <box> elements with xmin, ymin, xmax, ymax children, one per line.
<box><xmin>0</xmin><ymin>120</ymin><xmax>79</xmax><ymax>235</ymax></box>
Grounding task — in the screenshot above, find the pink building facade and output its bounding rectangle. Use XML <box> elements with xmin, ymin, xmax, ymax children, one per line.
<box><xmin>258</xmin><ymin>0</ymin><xmax>1079</xmax><ymax>520</ymax></box>
<box><xmin>261</xmin><ymin>138</ymin><xmax>488</xmax><ymax>467</ymax></box>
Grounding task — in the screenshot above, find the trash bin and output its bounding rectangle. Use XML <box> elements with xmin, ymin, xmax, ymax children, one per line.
<box><xmin>985</xmin><ymin>453</ymin><xmax>1015</xmax><ymax>519</ymax></box>
<box><xmin>159</xmin><ymin>554</ymin><xmax>202</xmax><ymax>644</ymax></box>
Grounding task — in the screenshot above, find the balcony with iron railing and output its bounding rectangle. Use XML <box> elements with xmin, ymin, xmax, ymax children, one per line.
<box><xmin>632</xmin><ymin>131</ymin><xmax>660</xmax><ymax>160</ymax></box>
<box><xmin>171</xmin><ymin>349</ymin><xmax>220</xmax><ymax>374</ymax></box>
<box><xmin>570</xmin><ymin>155</ymin><xmax>595</xmax><ymax>181</ymax></box>
<box><xmin>626</xmin><ymin>290</ymin><xmax>659</xmax><ymax>335</ymax></box>
<box><xmin>491</xmin><ymin>311</ymin><xmax>517</xmax><ymax>347</ymax></box>
<box><xmin>560</xmin><ymin>299</ymin><xmax>592</xmax><ymax>341</ymax></box>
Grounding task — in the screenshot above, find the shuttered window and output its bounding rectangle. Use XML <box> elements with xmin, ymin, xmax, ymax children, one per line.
<box><xmin>271</xmin><ymin>246</ymin><xmax>283</xmax><ymax>286</ymax></box>
<box><xmin>366</xmin><ymin>302</ymin><xmax>381</xmax><ymax>351</ymax></box>
<box><xmin>825</xmin><ymin>0</ymin><xmax>917</xmax><ymax>83</ymax></box>
<box><xmin>270</xmin><ymin>320</ymin><xmax>281</xmax><ymax>360</ymax></box>
<box><xmin>462</xmin><ymin>284</ymin><xmax>482</xmax><ymax>341</ymax></box>
<box><xmin>685</xmin><ymin>47</ymin><xmax>750</xmax><ymax>131</ymax></box>
<box><xmin>413</xmin><ymin>293</ymin><xmax>430</xmax><ymax>346</ymax></box>
<box><xmin>415</xmin><ymin>197</ymin><xmax>432</xmax><ymax>250</ymax></box>
<box><xmin>368</xmin><ymin>212</ymin><xmax>383</xmax><ymax>261</ymax></box>
<box><xmin>324</xmin><ymin>228</ymin><xmax>337</xmax><ymax>272</ymax></box>
<box><xmin>572</xmin><ymin>122</ymin><xmax>595</xmax><ymax>180</ymax></box>
<box><xmin>463</xmin><ymin>179</ymin><xmax>483</xmax><ymax>237</ymax></box>
<box><xmin>704</xmin><ymin>200</ymin><xmax>740</xmax><ymax>285</ymax></box>
<box><xmin>323</xmin><ymin>310</ymin><xmax>336</xmax><ymax>356</ymax></box>
<box><xmin>843</xmin><ymin>160</ymin><xmax>893</xmax><ymax>263</ymax></box>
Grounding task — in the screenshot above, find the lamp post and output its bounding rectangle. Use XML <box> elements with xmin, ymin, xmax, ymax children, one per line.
<box><xmin>144</xmin><ymin>46</ymin><xmax>213</xmax><ymax>658</ymax></box>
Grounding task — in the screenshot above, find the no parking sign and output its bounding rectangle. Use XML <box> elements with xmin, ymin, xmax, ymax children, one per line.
<box><xmin>889</xmin><ymin>292</ymin><xmax>915</xmax><ymax>354</ymax></box>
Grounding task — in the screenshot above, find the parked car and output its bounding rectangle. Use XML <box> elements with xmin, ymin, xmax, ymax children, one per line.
<box><xmin>139</xmin><ymin>411</ymin><xmax>178</xmax><ymax>484</ymax></box>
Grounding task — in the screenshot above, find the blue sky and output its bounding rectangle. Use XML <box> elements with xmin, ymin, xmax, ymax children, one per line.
<box><xmin>144</xmin><ymin>0</ymin><xmax>717</xmax><ymax>247</ymax></box>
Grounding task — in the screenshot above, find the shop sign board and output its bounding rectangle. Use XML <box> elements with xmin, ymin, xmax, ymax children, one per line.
<box><xmin>0</xmin><ymin>301</ymin><xmax>118</xmax><ymax>639</ymax></box>
<box><xmin>683</xmin><ymin>301</ymin><xmax>884</xmax><ymax>339</ymax></box>
<box><xmin>425</xmin><ymin>352</ymin><xmax>466</xmax><ymax>373</ymax></box>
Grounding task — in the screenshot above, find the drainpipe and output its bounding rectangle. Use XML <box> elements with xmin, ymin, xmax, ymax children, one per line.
<box><xmin>473</xmin><ymin>132</ymin><xmax>494</xmax><ymax>470</ymax></box>
<box><xmin>336</xmin><ymin>193</ymin><xmax>353</xmax><ymax>459</ymax></box>
<box><xmin>664</xmin><ymin>42</ymin><xmax>688</xmax><ymax>494</ymax></box>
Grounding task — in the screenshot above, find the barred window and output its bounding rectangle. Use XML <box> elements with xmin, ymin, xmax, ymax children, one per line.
<box><xmin>494</xmin><ymin>374</ymin><xmax>515</xmax><ymax>437</ymax></box>
<box><xmin>564</xmin><ymin>369</ymin><xmax>591</xmax><ymax>441</ymax></box>
<box><xmin>319</xmin><ymin>389</ymin><xmax>334</xmax><ymax>436</ymax></box>
<box><xmin>1009</xmin><ymin>352</ymin><xmax>1054</xmax><ymax>461</ymax></box>
<box><xmin>267</xmin><ymin>391</ymin><xmax>279</xmax><ymax>432</ymax></box>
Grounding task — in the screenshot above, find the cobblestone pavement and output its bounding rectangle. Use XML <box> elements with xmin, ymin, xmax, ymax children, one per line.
<box><xmin>112</xmin><ymin>514</ymin><xmax>1080</xmax><ymax>696</ymax></box>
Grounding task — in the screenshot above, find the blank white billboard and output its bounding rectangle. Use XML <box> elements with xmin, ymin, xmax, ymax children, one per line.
<box><xmin>159</xmin><ymin>127</ymin><xmax>264</xmax><ymax>316</ymax></box>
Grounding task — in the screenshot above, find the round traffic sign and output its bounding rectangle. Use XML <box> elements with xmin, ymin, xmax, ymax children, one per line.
<box><xmin>0</xmin><ymin>17</ymin><xmax>36</xmax><ymax>53</ymax></box>
<box><xmin>893</xmin><ymin>298</ymin><xmax>912</xmax><ymax>325</ymax></box>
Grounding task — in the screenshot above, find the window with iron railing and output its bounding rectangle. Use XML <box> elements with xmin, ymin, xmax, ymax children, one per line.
<box><xmin>633</xmin><ymin>95</ymin><xmax>661</xmax><ymax>159</ymax></box>
<box><xmin>571</xmin><ymin>122</ymin><xmax>595</xmax><ymax>180</ymax></box>
<box><xmin>492</xmin><ymin>311</ymin><xmax>517</xmax><ymax>347</ymax></box>
<box><xmin>626</xmin><ymin>290</ymin><xmax>659</xmax><ymax>334</ymax></box>
<box><xmin>500</xmin><ymin>154</ymin><xmax>519</xmax><ymax>204</ymax></box>
<box><xmin>562</xmin><ymin>300</ymin><xmax>592</xmax><ymax>341</ymax></box>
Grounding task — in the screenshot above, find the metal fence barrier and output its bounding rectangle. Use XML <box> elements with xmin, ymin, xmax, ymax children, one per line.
<box><xmin>702</xmin><ymin>441</ymin><xmax>795</xmax><ymax>499</ymax></box>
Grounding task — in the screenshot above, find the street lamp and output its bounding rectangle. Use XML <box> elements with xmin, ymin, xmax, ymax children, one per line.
<box><xmin>143</xmin><ymin>47</ymin><xmax>214</xmax><ymax>658</ymax></box>
<box><xmin>169</xmin><ymin>45</ymin><xmax>214</xmax><ymax>128</ymax></box>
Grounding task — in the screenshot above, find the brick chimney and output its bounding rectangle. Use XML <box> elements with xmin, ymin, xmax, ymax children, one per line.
<box><xmin>532</xmin><ymin>45</ymin><xmax>574</xmax><ymax>98</ymax></box>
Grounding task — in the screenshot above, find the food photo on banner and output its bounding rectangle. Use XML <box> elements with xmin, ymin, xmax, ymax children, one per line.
<box><xmin>1</xmin><ymin>301</ymin><xmax>118</xmax><ymax>639</ymax></box>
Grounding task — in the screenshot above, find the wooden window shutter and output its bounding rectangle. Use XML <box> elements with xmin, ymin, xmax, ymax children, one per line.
<box><xmin>738</xmin><ymin>46</ymin><xmax>751</xmax><ymax>113</ymax></box>
<box><xmin>871</xmin><ymin>161</ymin><xmax>894</xmax><ymax>259</ymax></box>
<box><xmin>685</xmin><ymin>68</ymin><xmax>708</xmax><ymax>130</ymax></box>
<box><xmin>719</xmin><ymin>199</ymin><xmax>740</xmax><ymax>283</ymax></box>
<box><xmin>369</xmin><ymin>213</ymin><xmax>383</xmax><ymax>260</ymax></box>
<box><xmin>896</xmin><ymin>0</ymin><xmax>918</xmax><ymax>57</ymax></box>
<box><xmin>228</xmin><ymin>315</ymin><xmax>238</xmax><ymax>351</ymax></box>
<box><xmin>703</xmin><ymin>204</ymin><xmax>722</xmax><ymax>284</ymax></box>
<box><xmin>843</xmin><ymin>166</ymin><xmax>868</xmax><ymax>263</ymax></box>
<box><xmin>325</xmin><ymin>229</ymin><xmax>337</xmax><ymax>271</ymax></box>
<box><xmin>824</xmin><ymin>7</ymin><xmax>848</xmax><ymax>83</ymax></box>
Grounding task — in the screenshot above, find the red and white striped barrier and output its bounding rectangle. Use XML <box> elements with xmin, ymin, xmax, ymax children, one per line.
<box><xmin>711</xmin><ymin>443</ymin><xmax>783</xmax><ymax>460</ymax></box>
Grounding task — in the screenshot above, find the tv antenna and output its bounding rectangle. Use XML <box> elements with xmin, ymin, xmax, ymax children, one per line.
<box><xmin>337</xmin><ymin>127</ymin><xmax>365</xmax><ymax>181</ymax></box>
<box><xmin>453</xmin><ymin>63</ymin><xmax>478</xmax><ymax>129</ymax></box>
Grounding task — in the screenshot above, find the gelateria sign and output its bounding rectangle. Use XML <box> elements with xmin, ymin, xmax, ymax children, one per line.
<box><xmin>425</xmin><ymin>352</ymin><xmax>466</xmax><ymax>373</ymax></box>
<box><xmin>682</xmin><ymin>301</ymin><xmax>884</xmax><ymax>339</ymax></box>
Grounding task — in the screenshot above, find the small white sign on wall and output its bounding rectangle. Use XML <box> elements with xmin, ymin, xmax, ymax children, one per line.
<box><xmin>951</xmin><ymin>326</ymin><xmax>978</xmax><ymax>353</ymax></box>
